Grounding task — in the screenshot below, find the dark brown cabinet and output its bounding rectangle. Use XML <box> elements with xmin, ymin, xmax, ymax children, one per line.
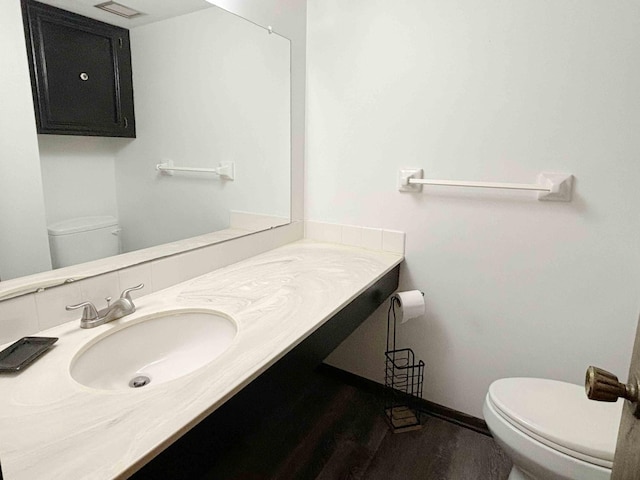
<box><xmin>22</xmin><ymin>0</ymin><xmax>135</xmax><ymax>137</ymax></box>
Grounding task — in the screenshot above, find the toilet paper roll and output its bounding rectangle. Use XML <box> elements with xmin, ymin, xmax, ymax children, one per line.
<box><xmin>393</xmin><ymin>290</ymin><xmax>425</xmax><ymax>324</ymax></box>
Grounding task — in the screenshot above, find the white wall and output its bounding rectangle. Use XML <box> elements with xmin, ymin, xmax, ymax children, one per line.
<box><xmin>38</xmin><ymin>136</ymin><xmax>122</xmax><ymax>224</ymax></box>
<box><xmin>0</xmin><ymin>0</ymin><xmax>52</xmax><ymax>280</ymax></box>
<box><xmin>115</xmin><ymin>6</ymin><xmax>290</xmax><ymax>252</ymax></box>
<box><xmin>309</xmin><ymin>0</ymin><xmax>640</xmax><ymax>417</ymax></box>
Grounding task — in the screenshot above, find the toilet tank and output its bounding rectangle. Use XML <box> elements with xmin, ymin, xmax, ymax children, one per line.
<box><xmin>48</xmin><ymin>216</ymin><xmax>121</xmax><ymax>269</ymax></box>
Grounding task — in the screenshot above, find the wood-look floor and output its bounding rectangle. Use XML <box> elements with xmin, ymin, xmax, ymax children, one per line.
<box><xmin>132</xmin><ymin>367</ymin><xmax>512</xmax><ymax>480</ymax></box>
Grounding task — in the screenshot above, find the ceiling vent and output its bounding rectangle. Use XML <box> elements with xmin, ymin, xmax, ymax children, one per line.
<box><xmin>94</xmin><ymin>1</ymin><xmax>142</xmax><ymax>19</ymax></box>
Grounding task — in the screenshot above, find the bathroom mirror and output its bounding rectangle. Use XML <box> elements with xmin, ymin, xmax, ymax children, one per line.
<box><xmin>0</xmin><ymin>0</ymin><xmax>290</xmax><ymax>288</ymax></box>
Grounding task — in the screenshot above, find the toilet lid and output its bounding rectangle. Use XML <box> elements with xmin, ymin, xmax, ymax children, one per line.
<box><xmin>48</xmin><ymin>215</ymin><xmax>118</xmax><ymax>236</ymax></box>
<box><xmin>488</xmin><ymin>378</ymin><xmax>622</xmax><ymax>465</ymax></box>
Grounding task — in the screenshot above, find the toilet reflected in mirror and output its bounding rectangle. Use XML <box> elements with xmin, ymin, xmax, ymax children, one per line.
<box><xmin>47</xmin><ymin>216</ymin><xmax>121</xmax><ymax>269</ymax></box>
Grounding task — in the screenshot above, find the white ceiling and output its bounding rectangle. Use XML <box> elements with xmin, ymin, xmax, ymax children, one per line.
<box><xmin>36</xmin><ymin>0</ymin><xmax>213</xmax><ymax>29</ymax></box>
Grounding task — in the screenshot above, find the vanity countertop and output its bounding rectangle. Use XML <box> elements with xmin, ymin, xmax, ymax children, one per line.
<box><xmin>0</xmin><ymin>240</ymin><xmax>402</xmax><ymax>480</ymax></box>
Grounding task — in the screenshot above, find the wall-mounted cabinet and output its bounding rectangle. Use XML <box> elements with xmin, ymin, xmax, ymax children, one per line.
<box><xmin>21</xmin><ymin>0</ymin><xmax>135</xmax><ymax>138</ymax></box>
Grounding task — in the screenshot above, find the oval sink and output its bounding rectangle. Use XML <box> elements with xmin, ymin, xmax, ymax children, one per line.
<box><xmin>70</xmin><ymin>310</ymin><xmax>236</xmax><ymax>391</ymax></box>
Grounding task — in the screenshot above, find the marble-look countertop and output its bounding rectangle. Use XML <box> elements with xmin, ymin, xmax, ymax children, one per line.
<box><xmin>0</xmin><ymin>240</ymin><xmax>402</xmax><ymax>479</ymax></box>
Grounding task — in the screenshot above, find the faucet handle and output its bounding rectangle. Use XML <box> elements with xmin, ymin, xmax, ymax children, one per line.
<box><xmin>120</xmin><ymin>283</ymin><xmax>144</xmax><ymax>302</ymax></box>
<box><xmin>66</xmin><ymin>301</ymin><xmax>98</xmax><ymax>321</ymax></box>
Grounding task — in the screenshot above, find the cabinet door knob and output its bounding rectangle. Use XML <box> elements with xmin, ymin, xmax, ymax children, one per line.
<box><xmin>79</xmin><ymin>72</ymin><xmax>89</xmax><ymax>81</ymax></box>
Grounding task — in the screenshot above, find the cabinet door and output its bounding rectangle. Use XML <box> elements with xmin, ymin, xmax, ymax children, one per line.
<box><xmin>22</xmin><ymin>0</ymin><xmax>135</xmax><ymax>137</ymax></box>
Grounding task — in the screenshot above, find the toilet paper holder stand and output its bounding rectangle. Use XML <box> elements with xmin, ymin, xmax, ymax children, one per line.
<box><xmin>384</xmin><ymin>294</ymin><xmax>425</xmax><ymax>432</ymax></box>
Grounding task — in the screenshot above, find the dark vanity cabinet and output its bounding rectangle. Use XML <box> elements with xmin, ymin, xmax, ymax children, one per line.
<box><xmin>21</xmin><ymin>0</ymin><xmax>135</xmax><ymax>137</ymax></box>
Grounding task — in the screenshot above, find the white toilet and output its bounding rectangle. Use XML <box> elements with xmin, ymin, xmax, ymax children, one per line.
<box><xmin>47</xmin><ymin>215</ymin><xmax>121</xmax><ymax>269</ymax></box>
<box><xmin>483</xmin><ymin>378</ymin><xmax>623</xmax><ymax>480</ymax></box>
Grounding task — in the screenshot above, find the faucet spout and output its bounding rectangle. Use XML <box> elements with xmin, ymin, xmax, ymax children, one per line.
<box><xmin>100</xmin><ymin>298</ymin><xmax>135</xmax><ymax>322</ymax></box>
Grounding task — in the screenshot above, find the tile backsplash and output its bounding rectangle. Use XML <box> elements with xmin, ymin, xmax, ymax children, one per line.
<box><xmin>0</xmin><ymin>295</ymin><xmax>39</xmax><ymax>343</ymax></box>
<box><xmin>304</xmin><ymin>221</ymin><xmax>405</xmax><ymax>254</ymax></box>
<box><xmin>0</xmin><ymin>222</ymin><xmax>303</xmax><ymax>345</ymax></box>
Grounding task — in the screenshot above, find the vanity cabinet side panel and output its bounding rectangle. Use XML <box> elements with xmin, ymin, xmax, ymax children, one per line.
<box><xmin>21</xmin><ymin>0</ymin><xmax>135</xmax><ymax>138</ymax></box>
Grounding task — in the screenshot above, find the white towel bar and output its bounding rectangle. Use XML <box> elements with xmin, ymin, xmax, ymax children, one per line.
<box><xmin>398</xmin><ymin>169</ymin><xmax>573</xmax><ymax>201</ymax></box>
<box><xmin>156</xmin><ymin>160</ymin><xmax>234</xmax><ymax>180</ymax></box>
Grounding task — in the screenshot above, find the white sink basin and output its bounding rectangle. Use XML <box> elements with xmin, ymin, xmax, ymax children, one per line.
<box><xmin>70</xmin><ymin>310</ymin><xmax>236</xmax><ymax>391</ymax></box>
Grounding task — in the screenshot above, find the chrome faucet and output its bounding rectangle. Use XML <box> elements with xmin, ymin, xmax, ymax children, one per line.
<box><xmin>66</xmin><ymin>284</ymin><xmax>144</xmax><ymax>329</ymax></box>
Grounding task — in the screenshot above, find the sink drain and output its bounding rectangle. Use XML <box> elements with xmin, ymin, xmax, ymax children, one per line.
<box><xmin>129</xmin><ymin>375</ymin><xmax>151</xmax><ymax>388</ymax></box>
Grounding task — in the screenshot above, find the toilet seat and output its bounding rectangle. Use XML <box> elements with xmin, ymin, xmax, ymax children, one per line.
<box><xmin>488</xmin><ymin>378</ymin><xmax>622</xmax><ymax>468</ymax></box>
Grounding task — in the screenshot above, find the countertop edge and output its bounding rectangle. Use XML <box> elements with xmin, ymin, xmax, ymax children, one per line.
<box><xmin>0</xmin><ymin>241</ymin><xmax>403</xmax><ymax>480</ymax></box>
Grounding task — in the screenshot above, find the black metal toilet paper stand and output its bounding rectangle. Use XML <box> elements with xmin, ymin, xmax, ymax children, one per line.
<box><xmin>384</xmin><ymin>295</ymin><xmax>425</xmax><ymax>432</ymax></box>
